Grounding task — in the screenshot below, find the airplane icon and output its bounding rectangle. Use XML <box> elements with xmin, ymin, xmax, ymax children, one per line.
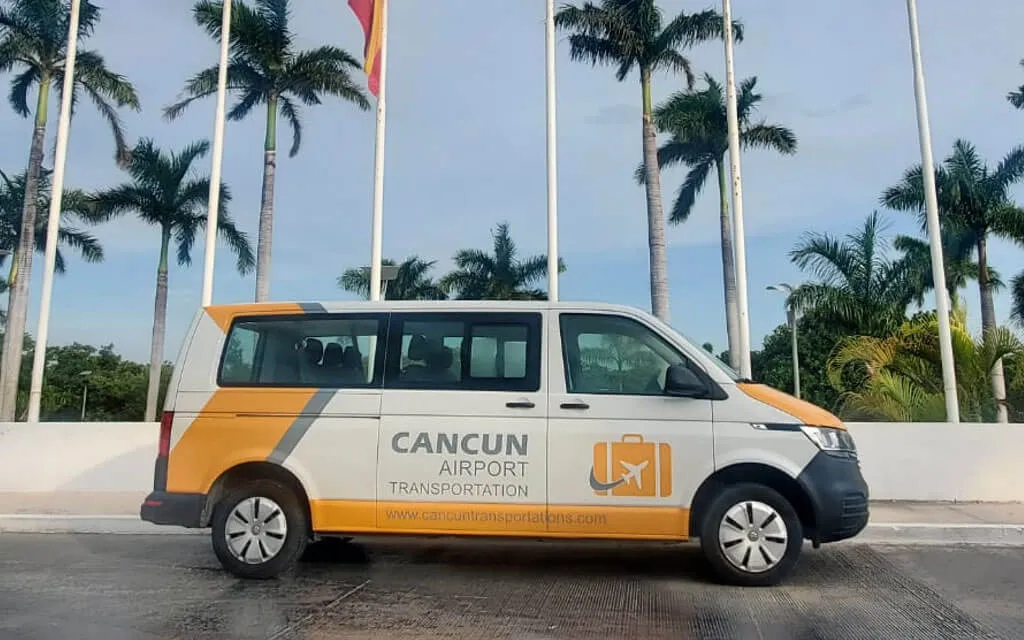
<box><xmin>619</xmin><ymin>460</ymin><xmax>649</xmax><ymax>489</ymax></box>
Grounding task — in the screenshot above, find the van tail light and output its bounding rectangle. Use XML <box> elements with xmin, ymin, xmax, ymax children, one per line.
<box><xmin>158</xmin><ymin>411</ymin><xmax>175</xmax><ymax>457</ymax></box>
<box><xmin>154</xmin><ymin>411</ymin><xmax>174</xmax><ymax>491</ymax></box>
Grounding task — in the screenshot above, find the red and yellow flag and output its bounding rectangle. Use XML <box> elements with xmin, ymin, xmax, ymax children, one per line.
<box><xmin>348</xmin><ymin>0</ymin><xmax>383</xmax><ymax>97</ymax></box>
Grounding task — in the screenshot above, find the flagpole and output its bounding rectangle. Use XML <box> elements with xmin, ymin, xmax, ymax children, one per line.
<box><xmin>545</xmin><ymin>0</ymin><xmax>559</xmax><ymax>302</ymax></box>
<box><xmin>201</xmin><ymin>0</ymin><xmax>232</xmax><ymax>308</ymax></box>
<box><xmin>27</xmin><ymin>0</ymin><xmax>82</xmax><ymax>422</ymax></box>
<box><xmin>721</xmin><ymin>0</ymin><xmax>752</xmax><ymax>379</ymax></box>
<box><xmin>368</xmin><ymin>0</ymin><xmax>389</xmax><ymax>302</ymax></box>
<box><xmin>905</xmin><ymin>0</ymin><xmax>960</xmax><ymax>422</ymax></box>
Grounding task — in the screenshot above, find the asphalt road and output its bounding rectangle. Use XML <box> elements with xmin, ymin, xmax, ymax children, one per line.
<box><xmin>1</xmin><ymin>534</ymin><xmax>1022</xmax><ymax>640</ymax></box>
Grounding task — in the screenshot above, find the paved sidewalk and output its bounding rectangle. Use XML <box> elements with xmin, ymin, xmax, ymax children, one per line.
<box><xmin>1</xmin><ymin>493</ymin><xmax>1022</xmax><ymax>544</ymax></box>
<box><xmin>859</xmin><ymin>501</ymin><xmax>1024</xmax><ymax>546</ymax></box>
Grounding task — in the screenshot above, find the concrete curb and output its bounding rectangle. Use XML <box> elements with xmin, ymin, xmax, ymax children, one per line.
<box><xmin>3</xmin><ymin>515</ymin><xmax>1024</xmax><ymax>545</ymax></box>
<box><xmin>0</xmin><ymin>515</ymin><xmax>205</xmax><ymax>535</ymax></box>
<box><xmin>851</xmin><ymin>522</ymin><xmax>1024</xmax><ymax>546</ymax></box>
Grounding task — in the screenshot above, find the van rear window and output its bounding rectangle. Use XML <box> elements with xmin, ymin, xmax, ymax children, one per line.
<box><xmin>217</xmin><ymin>314</ymin><xmax>385</xmax><ymax>388</ymax></box>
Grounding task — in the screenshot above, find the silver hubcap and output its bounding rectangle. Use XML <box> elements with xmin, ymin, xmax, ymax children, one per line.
<box><xmin>225</xmin><ymin>496</ymin><xmax>288</xmax><ymax>564</ymax></box>
<box><xmin>718</xmin><ymin>500</ymin><xmax>788</xmax><ymax>573</ymax></box>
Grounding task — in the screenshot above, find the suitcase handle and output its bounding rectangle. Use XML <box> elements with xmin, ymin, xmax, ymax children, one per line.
<box><xmin>621</xmin><ymin>434</ymin><xmax>645</xmax><ymax>443</ymax></box>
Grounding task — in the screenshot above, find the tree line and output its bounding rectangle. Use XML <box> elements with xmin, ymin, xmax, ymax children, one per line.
<box><xmin>1</xmin><ymin>1</ymin><xmax>1022</xmax><ymax>423</ymax></box>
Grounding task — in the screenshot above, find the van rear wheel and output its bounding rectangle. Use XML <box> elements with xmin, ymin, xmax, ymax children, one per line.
<box><xmin>211</xmin><ymin>479</ymin><xmax>308</xmax><ymax>579</ymax></box>
<box><xmin>699</xmin><ymin>483</ymin><xmax>803</xmax><ymax>587</ymax></box>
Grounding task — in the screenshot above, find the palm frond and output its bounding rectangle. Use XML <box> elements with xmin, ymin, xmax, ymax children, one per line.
<box><xmin>656</xmin><ymin>9</ymin><xmax>738</xmax><ymax>52</ymax></box>
<box><xmin>277</xmin><ymin>94</ymin><xmax>303</xmax><ymax>157</ymax></box>
<box><xmin>7</xmin><ymin>65</ymin><xmax>39</xmax><ymax>117</ymax></box>
<box><xmin>741</xmin><ymin>123</ymin><xmax>797</xmax><ymax>154</ymax></box>
<box><xmin>668</xmin><ymin>159</ymin><xmax>713</xmax><ymax>224</ymax></box>
<box><xmin>1012</xmin><ymin>271</ymin><xmax>1024</xmax><ymax>326</ymax></box>
<box><xmin>991</xmin><ymin>145</ymin><xmax>1024</xmax><ymax>191</ymax></box>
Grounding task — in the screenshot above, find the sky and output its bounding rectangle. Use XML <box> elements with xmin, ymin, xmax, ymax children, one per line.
<box><xmin>1</xmin><ymin>0</ymin><xmax>1023</xmax><ymax>364</ymax></box>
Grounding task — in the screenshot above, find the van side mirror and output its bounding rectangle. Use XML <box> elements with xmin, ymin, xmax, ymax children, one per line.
<box><xmin>665</xmin><ymin>363</ymin><xmax>707</xmax><ymax>397</ymax></box>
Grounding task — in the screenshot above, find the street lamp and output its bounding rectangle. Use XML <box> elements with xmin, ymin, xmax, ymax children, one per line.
<box><xmin>903</xmin><ymin>0</ymin><xmax>960</xmax><ymax>423</ymax></box>
<box><xmin>359</xmin><ymin>264</ymin><xmax>399</xmax><ymax>299</ymax></box>
<box><xmin>79</xmin><ymin>370</ymin><xmax>92</xmax><ymax>421</ymax></box>
<box><xmin>767</xmin><ymin>284</ymin><xmax>800</xmax><ymax>399</ymax></box>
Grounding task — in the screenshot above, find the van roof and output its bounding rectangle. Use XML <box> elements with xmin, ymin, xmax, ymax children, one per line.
<box><xmin>203</xmin><ymin>300</ymin><xmax>648</xmax><ymax>314</ymax></box>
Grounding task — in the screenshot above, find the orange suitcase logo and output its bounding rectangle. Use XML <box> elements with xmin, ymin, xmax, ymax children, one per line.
<box><xmin>588</xmin><ymin>434</ymin><xmax>672</xmax><ymax>498</ymax></box>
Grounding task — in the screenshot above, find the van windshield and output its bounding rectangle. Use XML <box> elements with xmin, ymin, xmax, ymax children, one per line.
<box><xmin>671</xmin><ymin>326</ymin><xmax>742</xmax><ymax>382</ymax></box>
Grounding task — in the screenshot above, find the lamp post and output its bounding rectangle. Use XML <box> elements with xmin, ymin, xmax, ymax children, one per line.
<box><xmin>721</xmin><ymin>0</ymin><xmax>752</xmax><ymax>379</ymax></box>
<box><xmin>79</xmin><ymin>370</ymin><xmax>92</xmax><ymax>421</ymax></box>
<box><xmin>767</xmin><ymin>284</ymin><xmax>800</xmax><ymax>399</ymax></box>
<box><xmin>359</xmin><ymin>264</ymin><xmax>399</xmax><ymax>300</ymax></box>
<box><xmin>904</xmin><ymin>0</ymin><xmax>960</xmax><ymax>423</ymax></box>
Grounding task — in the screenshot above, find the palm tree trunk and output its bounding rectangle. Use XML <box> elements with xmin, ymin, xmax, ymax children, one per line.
<box><xmin>976</xmin><ymin>233</ymin><xmax>1008</xmax><ymax>423</ymax></box>
<box><xmin>715</xmin><ymin>158</ymin><xmax>741</xmax><ymax>370</ymax></box>
<box><xmin>145</xmin><ymin>227</ymin><xmax>171</xmax><ymax>422</ymax></box>
<box><xmin>640</xmin><ymin>68</ymin><xmax>670</xmax><ymax>322</ymax></box>
<box><xmin>0</xmin><ymin>76</ymin><xmax>51</xmax><ymax>421</ymax></box>
<box><xmin>254</xmin><ymin>97</ymin><xmax>278</xmax><ymax>303</ymax></box>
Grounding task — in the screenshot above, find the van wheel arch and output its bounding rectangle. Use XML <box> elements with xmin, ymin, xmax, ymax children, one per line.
<box><xmin>689</xmin><ymin>463</ymin><xmax>817</xmax><ymax>544</ymax></box>
<box><xmin>203</xmin><ymin>462</ymin><xmax>312</xmax><ymax>536</ymax></box>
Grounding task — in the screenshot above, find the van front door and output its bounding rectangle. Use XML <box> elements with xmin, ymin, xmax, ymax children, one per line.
<box><xmin>377</xmin><ymin>311</ymin><xmax>548</xmax><ymax>535</ymax></box>
<box><xmin>547</xmin><ymin>311</ymin><xmax>715</xmax><ymax>539</ymax></box>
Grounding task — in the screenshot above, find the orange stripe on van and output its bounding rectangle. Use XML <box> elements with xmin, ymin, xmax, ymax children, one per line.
<box><xmin>737</xmin><ymin>383</ymin><xmax>844</xmax><ymax>429</ymax></box>
<box><xmin>166</xmin><ymin>388</ymin><xmax>317</xmax><ymax>493</ymax></box>
<box><xmin>307</xmin><ymin>500</ymin><xmax>689</xmax><ymax>540</ymax></box>
<box><xmin>204</xmin><ymin>303</ymin><xmax>307</xmax><ymax>333</ymax></box>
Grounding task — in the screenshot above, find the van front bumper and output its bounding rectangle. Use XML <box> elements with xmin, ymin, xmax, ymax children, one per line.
<box><xmin>140</xmin><ymin>491</ymin><xmax>206</xmax><ymax>528</ymax></box>
<box><xmin>796</xmin><ymin>451</ymin><xmax>869</xmax><ymax>545</ymax></box>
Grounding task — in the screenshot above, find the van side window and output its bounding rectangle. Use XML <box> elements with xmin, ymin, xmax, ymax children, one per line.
<box><xmin>217</xmin><ymin>314</ymin><xmax>386</xmax><ymax>388</ymax></box>
<box><xmin>559</xmin><ymin>313</ymin><xmax>688</xmax><ymax>396</ymax></box>
<box><xmin>385</xmin><ymin>313</ymin><xmax>541</xmax><ymax>392</ymax></box>
<box><xmin>220</xmin><ymin>325</ymin><xmax>258</xmax><ymax>384</ymax></box>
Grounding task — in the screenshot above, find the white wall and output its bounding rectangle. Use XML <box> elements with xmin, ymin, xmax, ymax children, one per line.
<box><xmin>847</xmin><ymin>422</ymin><xmax>1024</xmax><ymax>502</ymax></box>
<box><xmin>0</xmin><ymin>421</ymin><xmax>1021</xmax><ymax>504</ymax></box>
<box><xmin>0</xmin><ymin>422</ymin><xmax>156</xmax><ymax>493</ymax></box>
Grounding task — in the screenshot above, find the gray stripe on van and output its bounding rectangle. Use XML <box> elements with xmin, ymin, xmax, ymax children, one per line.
<box><xmin>298</xmin><ymin>302</ymin><xmax>327</xmax><ymax>314</ymax></box>
<box><xmin>267</xmin><ymin>389</ymin><xmax>336</xmax><ymax>465</ymax></box>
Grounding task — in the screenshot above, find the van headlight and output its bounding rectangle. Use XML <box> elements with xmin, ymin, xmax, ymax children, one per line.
<box><xmin>800</xmin><ymin>426</ymin><xmax>857</xmax><ymax>458</ymax></box>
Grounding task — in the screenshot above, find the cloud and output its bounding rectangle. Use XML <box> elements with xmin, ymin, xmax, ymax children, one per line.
<box><xmin>586</xmin><ymin>103</ymin><xmax>640</xmax><ymax>126</ymax></box>
<box><xmin>799</xmin><ymin>93</ymin><xmax>872</xmax><ymax>119</ymax></box>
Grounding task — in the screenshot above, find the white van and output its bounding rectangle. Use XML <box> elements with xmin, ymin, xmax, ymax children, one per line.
<box><xmin>141</xmin><ymin>300</ymin><xmax>867</xmax><ymax>586</ymax></box>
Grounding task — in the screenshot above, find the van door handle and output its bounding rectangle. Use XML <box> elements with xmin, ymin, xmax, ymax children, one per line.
<box><xmin>506</xmin><ymin>400</ymin><xmax>535</xmax><ymax>409</ymax></box>
<box><xmin>560</xmin><ymin>401</ymin><xmax>590</xmax><ymax>410</ymax></box>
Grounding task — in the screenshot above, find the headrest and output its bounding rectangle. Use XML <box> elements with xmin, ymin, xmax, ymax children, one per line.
<box><xmin>322</xmin><ymin>342</ymin><xmax>344</xmax><ymax>367</ymax></box>
<box><xmin>301</xmin><ymin>338</ymin><xmax>324</xmax><ymax>365</ymax></box>
<box><xmin>408</xmin><ymin>334</ymin><xmax>429</xmax><ymax>361</ymax></box>
<box><xmin>427</xmin><ymin>345</ymin><xmax>453</xmax><ymax>370</ymax></box>
<box><xmin>342</xmin><ymin>345</ymin><xmax>362</xmax><ymax>369</ymax></box>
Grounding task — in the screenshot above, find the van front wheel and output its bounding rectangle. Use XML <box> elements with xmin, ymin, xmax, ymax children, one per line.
<box><xmin>699</xmin><ymin>483</ymin><xmax>803</xmax><ymax>587</ymax></box>
<box><xmin>211</xmin><ymin>479</ymin><xmax>309</xmax><ymax>579</ymax></box>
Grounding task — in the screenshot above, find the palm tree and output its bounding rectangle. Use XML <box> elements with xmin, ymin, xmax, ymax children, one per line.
<box><xmin>439</xmin><ymin>222</ymin><xmax>565</xmax><ymax>300</ymax></box>
<box><xmin>554</xmin><ymin>0</ymin><xmax>739</xmax><ymax>322</ymax></box>
<box><xmin>1009</xmin><ymin>59</ymin><xmax>1024</xmax><ymax>109</ymax></box>
<box><xmin>89</xmin><ymin>138</ymin><xmax>255</xmax><ymax>422</ymax></box>
<box><xmin>0</xmin><ymin>168</ymin><xmax>104</xmax><ymax>289</ymax></box>
<box><xmin>892</xmin><ymin>229</ymin><xmax>1001</xmax><ymax>309</ymax></box>
<box><xmin>882</xmin><ymin>138</ymin><xmax>1024</xmax><ymax>423</ymax></box>
<box><xmin>0</xmin><ymin>0</ymin><xmax>140</xmax><ymax>420</ymax></box>
<box><xmin>788</xmin><ymin>211</ymin><xmax>913</xmax><ymax>337</ymax></box>
<box><xmin>638</xmin><ymin>73</ymin><xmax>795</xmax><ymax>368</ymax></box>
<box><xmin>827</xmin><ymin>302</ymin><xmax>1023</xmax><ymax>422</ymax></box>
<box><xmin>165</xmin><ymin>0</ymin><xmax>371</xmax><ymax>303</ymax></box>
<box><xmin>1012</xmin><ymin>271</ymin><xmax>1024</xmax><ymax>327</ymax></box>
<box><xmin>338</xmin><ymin>256</ymin><xmax>447</xmax><ymax>301</ymax></box>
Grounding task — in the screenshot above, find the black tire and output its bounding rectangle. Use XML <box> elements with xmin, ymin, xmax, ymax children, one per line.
<box><xmin>699</xmin><ymin>483</ymin><xmax>803</xmax><ymax>587</ymax></box>
<box><xmin>210</xmin><ymin>479</ymin><xmax>309</xmax><ymax>579</ymax></box>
